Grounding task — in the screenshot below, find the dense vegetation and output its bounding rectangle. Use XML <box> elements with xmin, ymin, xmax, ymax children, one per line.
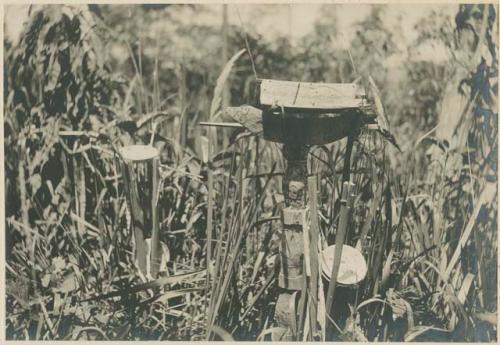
<box><xmin>4</xmin><ymin>4</ymin><xmax>498</xmax><ymax>341</ymax></box>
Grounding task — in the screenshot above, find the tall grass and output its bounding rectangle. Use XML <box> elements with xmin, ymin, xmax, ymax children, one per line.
<box><xmin>4</xmin><ymin>4</ymin><xmax>497</xmax><ymax>341</ymax></box>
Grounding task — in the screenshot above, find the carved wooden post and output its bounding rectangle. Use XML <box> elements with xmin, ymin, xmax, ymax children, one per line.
<box><xmin>274</xmin><ymin>143</ymin><xmax>309</xmax><ymax>340</ymax></box>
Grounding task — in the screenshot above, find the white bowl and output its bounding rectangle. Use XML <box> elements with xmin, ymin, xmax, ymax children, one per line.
<box><xmin>320</xmin><ymin>244</ymin><xmax>367</xmax><ymax>285</ymax></box>
<box><xmin>119</xmin><ymin>145</ymin><xmax>159</xmax><ymax>162</ymax></box>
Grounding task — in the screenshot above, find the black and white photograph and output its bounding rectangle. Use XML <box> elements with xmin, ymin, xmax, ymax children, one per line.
<box><xmin>3</xmin><ymin>2</ymin><xmax>498</xmax><ymax>341</ymax></box>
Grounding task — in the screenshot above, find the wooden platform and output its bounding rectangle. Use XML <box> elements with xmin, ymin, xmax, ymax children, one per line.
<box><xmin>256</xmin><ymin>79</ymin><xmax>366</xmax><ymax>111</ymax></box>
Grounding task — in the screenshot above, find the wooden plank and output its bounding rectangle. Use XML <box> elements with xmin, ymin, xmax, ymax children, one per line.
<box><xmin>259</xmin><ymin>79</ymin><xmax>365</xmax><ymax>110</ymax></box>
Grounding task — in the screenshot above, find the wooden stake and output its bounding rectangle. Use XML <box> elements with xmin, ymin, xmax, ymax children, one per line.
<box><xmin>307</xmin><ymin>175</ymin><xmax>320</xmax><ymax>338</ymax></box>
<box><xmin>150</xmin><ymin>157</ymin><xmax>160</xmax><ymax>277</ymax></box>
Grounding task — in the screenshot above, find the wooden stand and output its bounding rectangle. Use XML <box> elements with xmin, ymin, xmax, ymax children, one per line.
<box><xmin>211</xmin><ymin>78</ymin><xmax>381</xmax><ymax>340</ymax></box>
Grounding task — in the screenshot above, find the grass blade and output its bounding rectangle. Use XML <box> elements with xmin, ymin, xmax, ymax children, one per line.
<box><xmin>208</xmin><ymin>325</ymin><xmax>234</xmax><ymax>341</ymax></box>
<box><xmin>210</xmin><ymin>49</ymin><xmax>245</xmax><ymax>120</ymax></box>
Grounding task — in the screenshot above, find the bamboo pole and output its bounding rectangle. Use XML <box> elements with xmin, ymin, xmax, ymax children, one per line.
<box><xmin>150</xmin><ymin>157</ymin><xmax>160</xmax><ymax>277</ymax></box>
<box><xmin>119</xmin><ymin>145</ymin><xmax>161</xmax><ymax>278</ymax></box>
<box><xmin>325</xmin><ymin>134</ymin><xmax>355</xmax><ymax>338</ymax></box>
<box><xmin>307</xmin><ymin>175</ymin><xmax>320</xmax><ymax>338</ymax></box>
<box><xmin>221</xmin><ymin>4</ymin><xmax>230</xmax><ymax>149</ymax></box>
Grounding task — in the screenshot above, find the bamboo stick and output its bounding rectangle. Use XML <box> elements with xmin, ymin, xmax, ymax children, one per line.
<box><xmin>326</xmin><ymin>134</ymin><xmax>355</xmax><ymax>335</ymax></box>
<box><xmin>150</xmin><ymin>157</ymin><xmax>160</xmax><ymax>278</ymax></box>
<box><xmin>307</xmin><ymin>175</ymin><xmax>320</xmax><ymax>337</ymax></box>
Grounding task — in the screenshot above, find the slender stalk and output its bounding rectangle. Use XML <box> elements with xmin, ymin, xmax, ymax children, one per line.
<box><xmin>325</xmin><ymin>134</ymin><xmax>355</xmax><ymax>336</ymax></box>
<box><xmin>307</xmin><ymin>175</ymin><xmax>320</xmax><ymax>337</ymax></box>
<box><xmin>79</xmin><ymin>156</ymin><xmax>86</xmax><ymax>237</ymax></box>
<box><xmin>18</xmin><ymin>141</ymin><xmax>37</xmax><ymax>297</ymax></box>
<box><xmin>205</xmin><ymin>168</ymin><xmax>214</xmax><ymax>328</ymax></box>
<box><xmin>150</xmin><ymin>157</ymin><xmax>160</xmax><ymax>278</ymax></box>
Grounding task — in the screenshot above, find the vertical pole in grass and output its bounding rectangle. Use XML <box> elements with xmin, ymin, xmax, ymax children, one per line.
<box><xmin>119</xmin><ymin>145</ymin><xmax>161</xmax><ymax>278</ymax></box>
<box><xmin>205</xmin><ymin>168</ymin><xmax>215</xmax><ymax>326</ymax></box>
<box><xmin>121</xmin><ymin>163</ymin><xmax>147</xmax><ymax>274</ymax></box>
<box><xmin>205</xmin><ymin>126</ymin><xmax>215</xmax><ymax>331</ymax></box>
<box><xmin>150</xmin><ymin>156</ymin><xmax>160</xmax><ymax>277</ymax></box>
<box><xmin>179</xmin><ymin>64</ymin><xmax>188</xmax><ymax>148</ymax></box>
<box><xmin>307</xmin><ymin>175</ymin><xmax>320</xmax><ymax>338</ymax></box>
<box><xmin>221</xmin><ymin>4</ymin><xmax>229</xmax><ymax>149</ymax></box>
<box><xmin>325</xmin><ymin>134</ymin><xmax>355</xmax><ymax>337</ymax></box>
<box><xmin>253</xmin><ymin>137</ymin><xmax>261</xmax><ymax>262</ymax></box>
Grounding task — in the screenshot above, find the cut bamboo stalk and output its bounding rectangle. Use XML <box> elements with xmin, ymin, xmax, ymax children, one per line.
<box><xmin>122</xmin><ymin>163</ymin><xmax>147</xmax><ymax>274</ymax></box>
<box><xmin>119</xmin><ymin>144</ymin><xmax>160</xmax><ymax>278</ymax></box>
<box><xmin>297</xmin><ymin>259</ymin><xmax>308</xmax><ymax>340</ymax></box>
<box><xmin>150</xmin><ymin>157</ymin><xmax>160</xmax><ymax>277</ymax></box>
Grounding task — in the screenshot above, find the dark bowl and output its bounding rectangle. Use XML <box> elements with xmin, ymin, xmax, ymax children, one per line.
<box><xmin>262</xmin><ymin>109</ymin><xmax>363</xmax><ymax>146</ymax></box>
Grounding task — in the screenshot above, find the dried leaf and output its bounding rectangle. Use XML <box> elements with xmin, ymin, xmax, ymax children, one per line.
<box><xmin>210</xmin><ymin>49</ymin><xmax>245</xmax><ymax>120</ymax></box>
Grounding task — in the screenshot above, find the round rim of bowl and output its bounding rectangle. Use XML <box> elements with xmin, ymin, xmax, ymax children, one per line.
<box><xmin>119</xmin><ymin>145</ymin><xmax>160</xmax><ymax>162</ymax></box>
<box><xmin>320</xmin><ymin>244</ymin><xmax>367</xmax><ymax>285</ymax></box>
